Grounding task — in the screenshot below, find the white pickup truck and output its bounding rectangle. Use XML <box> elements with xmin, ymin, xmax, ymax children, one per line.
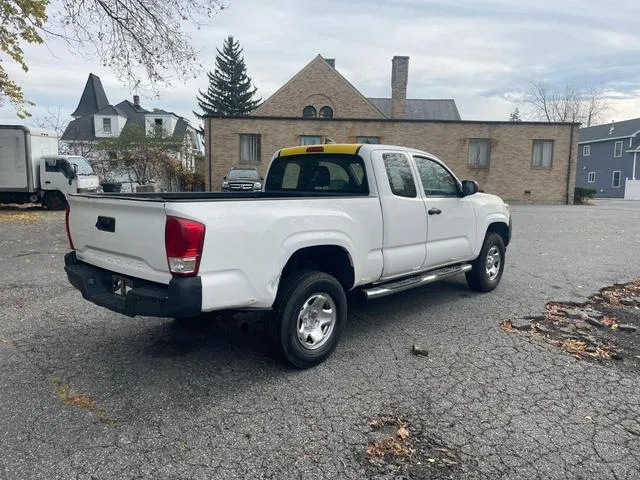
<box><xmin>64</xmin><ymin>143</ymin><xmax>511</xmax><ymax>368</ymax></box>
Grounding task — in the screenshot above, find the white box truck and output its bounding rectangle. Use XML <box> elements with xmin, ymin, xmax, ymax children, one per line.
<box><xmin>0</xmin><ymin>125</ymin><xmax>100</xmax><ymax>210</ymax></box>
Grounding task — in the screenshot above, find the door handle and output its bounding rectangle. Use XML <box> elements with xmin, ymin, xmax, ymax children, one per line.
<box><xmin>428</xmin><ymin>208</ymin><xmax>442</xmax><ymax>215</ymax></box>
<box><xmin>45</xmin><ymin>181</ymin><xmax>51</xmax><ymax>184</ymax></box>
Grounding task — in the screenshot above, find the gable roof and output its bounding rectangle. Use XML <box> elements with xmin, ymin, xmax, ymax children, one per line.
<box><xmin>367</xmin><ymin>98</ymin><xmax>461</xmax><ymax>121</ymax></box>
<box><xmin>254</xmin><ymin>55</ymin><xmax>385</xmax><ymax>118</ymax></box>
<box><xmin>71</xmin><ymin>73</ymin><xmax>110</xmax><ymax>118</ymax></box>
<box><xmin>579</xmin><ymin>117</ymin><xmax>640</xmax><ymax>143</ymax></box>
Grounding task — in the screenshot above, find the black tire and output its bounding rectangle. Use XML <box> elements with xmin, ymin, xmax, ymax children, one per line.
<box><xmin>466</xmin><ymin>232</ymin><xmax>505</xmax><ymax>292</ymax></box>
<box><xmin>269</xmin><ymin>270</ymin><xmax>347</xmax><ymax>369</ymax></box>
<box><xmin>43</xmin><ymin>191</ymin><xmax>67</xmax><ymax>210</ymax></box>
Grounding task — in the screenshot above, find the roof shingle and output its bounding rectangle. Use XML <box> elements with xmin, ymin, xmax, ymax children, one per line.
<box><xmin>367</xmin><ymin>98</ymin><xmax>461</xmax><ymax>121</ymax></box>
<box><xmin>579</xmin><ymin>118</ymin><xmax>640</xmax><ymax>143</ymax></box>
<box><xmin>71</xmin><ymin>73</ymin><xmax>110</xmax><ymax>118</ymax></box>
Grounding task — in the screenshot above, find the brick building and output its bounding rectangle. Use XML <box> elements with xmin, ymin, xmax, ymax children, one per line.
<box><xmin>203</xmin><ymin>55</ymin><xmax>579</xmax><ymax>203</ymax></box>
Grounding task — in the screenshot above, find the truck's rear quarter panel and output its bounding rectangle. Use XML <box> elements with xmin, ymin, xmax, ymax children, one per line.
<box><xmin>166</xmin><ymin>197</ymin><xmax>383</xmax><ymax>310</ymax></box>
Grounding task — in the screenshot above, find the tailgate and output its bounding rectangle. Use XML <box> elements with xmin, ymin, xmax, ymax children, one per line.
<box><xmin>67</xmin><ymin>195</ymin><xmax>171</xmax><ymax>284</ymax></box>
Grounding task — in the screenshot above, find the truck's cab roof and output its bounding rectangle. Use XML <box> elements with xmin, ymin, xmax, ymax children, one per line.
<box><xmin>276</xmin><ymin>143</ymin><xmax>433</xmax><ymax>158</ymax></box>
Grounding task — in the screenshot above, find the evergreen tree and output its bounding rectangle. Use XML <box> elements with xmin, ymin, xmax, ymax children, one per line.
<box><xmin>195</xmin><ymin>36</ymin><xmax>261</xmax><ymax>117</ymax></box>
<box><xmin>509</xmin><ymin>107</ymin><xmax>522</xmax><ymax>122</ymax></box>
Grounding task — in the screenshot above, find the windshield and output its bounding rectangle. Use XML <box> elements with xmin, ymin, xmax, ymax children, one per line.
<box><xmin>227</xmin><ymin>169</ymin><xmax>259</xmax><ymax>180</ymax></box>
<box><xmin>68</xmin><ymin>156</ymin><xmax>95</xmax><ymax>176</ymax></box>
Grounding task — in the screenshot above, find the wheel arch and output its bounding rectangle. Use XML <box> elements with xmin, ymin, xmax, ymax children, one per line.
<box><xmin>486</xmin><ymin>221</ymin><xmax>510</xmax><ymax>247</ymax></box>
<box><xmin>279</xmin><ymin>245</ymin><xmax>355</xmax><ymax>293</ymax></box>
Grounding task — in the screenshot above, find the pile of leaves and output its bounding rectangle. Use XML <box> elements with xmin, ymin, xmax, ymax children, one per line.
<box><xmin>364</xmin><ymin>414</ymin><xmax>463</xmax><ymax>479</ymax></box>
<box><xmin>0</xmin><ymin>210</ymin><xmax>42</xmax><ymax>223</ymax></box>
<box><xmin>501</xmin><ymin>280</ymin><xmax>639</xmax><ymax>369</ymax></box>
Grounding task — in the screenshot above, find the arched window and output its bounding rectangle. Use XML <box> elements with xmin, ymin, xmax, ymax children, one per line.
<box><xmin>303</xmin><ymin>105</ymin><xmax>317</xmax><ymax>118</ymax></box>
<box><xmin>319</xmin><ymin>106</ymin><xmax>334</xmax><ymax>119</ymax></box>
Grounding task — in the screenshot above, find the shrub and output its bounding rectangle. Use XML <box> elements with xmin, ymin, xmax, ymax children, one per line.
<box><xmin>574</xmin><ymin>187</ymin><xmax>597</xmax><ymax>204</ymax></box>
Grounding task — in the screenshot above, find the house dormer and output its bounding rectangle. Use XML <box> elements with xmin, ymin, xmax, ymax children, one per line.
<box><xmin>145</xmin><ymin>109</ymin><xmax>177</xmax><ymax>135</ymax></box>
<box><xmin>93</xmin><ymin>106</ymin><xmax>128</xmax><ymax>137</ymax></box>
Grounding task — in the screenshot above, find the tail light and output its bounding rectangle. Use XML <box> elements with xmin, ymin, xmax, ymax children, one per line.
<box><xmin>65</xmin><ymin>207</ymin><xmax>75</xmax><ymax>250</ymax></box>
<box><xmin>165</xmin><ymin>216</ymin><xmax>206</xmax><ymax>277</ymax></box>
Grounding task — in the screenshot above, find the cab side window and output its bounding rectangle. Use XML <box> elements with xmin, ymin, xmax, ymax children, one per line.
<box><xmin>382</xmin><ymin>152</ymin><xmax>417</xmax><ymax>198</ymax></box>
<box><xmin>45</xmin><ymin>159</ymin><xmax>63</xmax><ymax>173</ymax></box>
<box><xmin>414</xmin><ymin>156</ymin><xmax>459</xmax><ymax>196</ymax></box>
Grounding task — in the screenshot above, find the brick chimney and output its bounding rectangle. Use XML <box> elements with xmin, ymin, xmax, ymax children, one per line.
<box><xmin>133</xmin><ymin>95</ymin><xmax>140</xmax><ymax>107</ymax></box>
<box><xmin>391</xmin><ymin>56</ymin><xmax>409</xmax><ymax>119</ymax></box>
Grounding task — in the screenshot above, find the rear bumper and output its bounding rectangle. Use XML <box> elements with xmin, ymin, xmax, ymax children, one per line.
<box><xmin>64</xmin><ymin>251</ymin><xmax>202</xmax><ymax>318</ymax></box>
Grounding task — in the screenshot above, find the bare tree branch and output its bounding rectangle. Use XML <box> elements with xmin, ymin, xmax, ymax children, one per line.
<box><xmin>523</xmin><ymin>80</ymin><xmax>610</xmax><ymax>126</ymax></box>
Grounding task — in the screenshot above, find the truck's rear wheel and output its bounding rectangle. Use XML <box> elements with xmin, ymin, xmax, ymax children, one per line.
<box><xmin>466</xmin><ymin>232</ymin><xmax>505</xmax><ymax>292</ymax></box>
<box><xmin>269</xmin><ymin>270</ymin><xmax>347</xmax><ymax>369</ymax></box>
<box><xmin>43</xmin><ymin>191</ymin><xmax>67</xmax><ymax>210</ymax></box>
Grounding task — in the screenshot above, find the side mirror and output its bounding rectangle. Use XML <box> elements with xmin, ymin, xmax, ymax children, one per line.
<box><xmin>461</xmin><ymin>180</ymin><xmax>479</xmax><ymax>196</ymax></box>
<box><xmin>223</xmin><ymin>176</ymin><xmax>227</xmax><ymax>180</ymax></box>
<box><xmin>260</xmin><ymin>176</ymin><xmax>264</xmax><ymax>181</ymax></box>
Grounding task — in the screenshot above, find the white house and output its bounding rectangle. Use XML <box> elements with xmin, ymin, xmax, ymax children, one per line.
<box><xmin>61</xmin><ymin>73</ymin><xmax>203</xmax><ymax>173</ymax></box>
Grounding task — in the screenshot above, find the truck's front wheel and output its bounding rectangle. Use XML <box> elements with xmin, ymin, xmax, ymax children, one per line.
<box><xmin>269</xmin><ymin>270</ymin><xmax>347</xmax><ymax>369</ymax></box>
<box><xmin>466</xmin><ymin>232</ymin><xmax>505</xmax><ymax>292</ymax></box>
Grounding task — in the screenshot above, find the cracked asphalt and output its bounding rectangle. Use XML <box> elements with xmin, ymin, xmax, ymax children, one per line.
<box><xmin>1</xmin><ymin>200</ymin><xmax>639</xmax><ymax>480</ymax></box>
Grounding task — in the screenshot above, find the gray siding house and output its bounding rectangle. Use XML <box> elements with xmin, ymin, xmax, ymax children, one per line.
<box><xmin>576</xmin><ymin>118</ymin><xmax>640</xmax><ymax>198</ymax></box>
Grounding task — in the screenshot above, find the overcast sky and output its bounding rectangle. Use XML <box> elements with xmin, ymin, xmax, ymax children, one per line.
<box><xmin>1</xmin><ymin>0</ymin><xmax>640</xmax><ymax>129</ymax></box>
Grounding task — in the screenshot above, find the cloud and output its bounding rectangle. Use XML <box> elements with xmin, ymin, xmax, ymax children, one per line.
<box><xmin>1</xmin><ymin>0</ymin><xmax>639</xmax><ymax>127</ymax></box>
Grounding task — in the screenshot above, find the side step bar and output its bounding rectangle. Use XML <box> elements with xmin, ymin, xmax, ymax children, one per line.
<box><xmin>362</xmin><ymin>264</ymin><xmax>472</xmax><ymax>300</ymax></box>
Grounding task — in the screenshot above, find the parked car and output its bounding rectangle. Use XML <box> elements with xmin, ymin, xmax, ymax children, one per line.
<box><xmin>64</xmin><ymin>143</ymin><xmax>511</xmax><ymax>368</ymax></box>
<box><xmin>221</xmin><ymin>167</ymin><xmax>263</xmax><ymax>191</ymax></box>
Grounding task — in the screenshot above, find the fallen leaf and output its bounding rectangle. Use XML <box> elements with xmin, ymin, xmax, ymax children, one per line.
<box><xmin>563</xmin><ymin>339</ymin><xmax>586</xmax><ymax>354</ymax></box>
<box><xmin>427</xmin><ymin>458</ymin><xmax>436</xmax><ymax>463</ymax></box>
<box><xmin>397</xmin><ymin>426</ymin><xmax>409</xmax><ymax>439</ymax></box>
<box><xmin>500</xmin><ymin>319</ymin><xmax>516</xmax><ymax>333</ymax></box>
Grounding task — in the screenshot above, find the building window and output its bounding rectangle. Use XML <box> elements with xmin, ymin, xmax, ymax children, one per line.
<box><xmin>239</xmin><ymin>134</ymin><xmax>261</xmax><ymax>162</ymax></box>
<box><xmin>382</xmin><ymin>152</ymin><xmax>417</xmax><ymax>198</ymax></box>
<box><xmin>612</xmin><ymin>170</ymin><xmax>621</xmax><ymax>188</ymax></box>
<box><xmin>319</xmin><ymin>106</ymin><xmax>333</xmax><ymax>119</ymax></box>
<box><xmin>587</xmin><ymin>172</ymin><xmax>595</xmax><ymax>183</ymax></box>
<box><xmin>583</xmin><ymin>145</ymin><xmax>590</xmax><ymax>157</ymax></box>
<box><xmin>614</xmin><ymin>141</ymin><xmax>623</xmax><ymax>158</ymax></box>
<box><xmin>302</xmin><ymin>106</ymin><xmax>317</xmax><ymax>118</ymax></box>
<box><xmin>102</xmin><ymin>118</ymin><xmax>112</xmax><ymax>135</ymax></box>
<box><xmin>357</xmin><ymin>136</ymin><xmax>380</xmax><ymax>144</ymax></box>
<box><xmin>299</xmin><ymin>135</ymin><xmax>323</xmax><ymax>146</ymax></box>
<box><xmin>468</xmin><ymin>139</ymin><xmax>490</xmax><ymax>168</ymax></box>
<box><xmin>154</xmin><ymin>118</ymin><xmax>163</xmax><ymax>126</ymax></box>
<box><xmin>532</xmin><ymin>140</ymin><xmax>553</xmax><ymax>169</ymax></box>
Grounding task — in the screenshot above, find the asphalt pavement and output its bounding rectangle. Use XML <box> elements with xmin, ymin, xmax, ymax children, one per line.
<box><xmin>0</xmin><ymin>200</ymin><xmax>639</xmax><ymax>479</ymax></box>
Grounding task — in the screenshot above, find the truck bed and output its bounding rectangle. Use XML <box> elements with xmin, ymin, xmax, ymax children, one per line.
<box><xmin>72</xmin><ymin>191</ymin><xmax>370</xmax><ymax>202</ymax></box>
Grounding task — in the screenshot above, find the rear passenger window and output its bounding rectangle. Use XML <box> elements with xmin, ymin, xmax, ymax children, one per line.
<box><xmin>382</xmin><ymin>153</ymin><xmax>417</xmax><ymax>198</ymax></box>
